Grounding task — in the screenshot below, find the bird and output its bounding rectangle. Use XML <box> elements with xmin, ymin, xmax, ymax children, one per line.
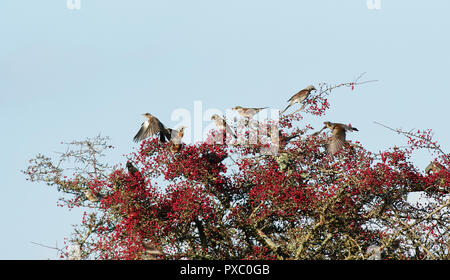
<box><xmin>232</xmin><ymin>106</ymin><xmax>268</xmax><ymax>119</ymax></box>
<box><xmin>126</xmin><ymin>161</ymin><xmax>141</xmax><ymax>177</ymax></box>
<box><xmin>316</xmin><ymin>121</ymin><xmax>359</xmax><ymax>155</ymax></box>
<box><xmin>81</xmin><ymin>189</ymin><xmax>101</xmax><ymax>203</ymax></box>
<box><xmin>126</xmin><ymin>161</ymin><xmax>146</xmax><ymax>187</ymax></box>
<box><xmin>133</xmin><ymin>113</ymin><xmax>172</xmax><ymax>143</ymax></box>
<box><xmin>202</xmin><ymin>152</ymin><xmax>228</xmax><ymax>165</ymax></box>
<box><xmin>282</xmin><ymin>85</ymin><xmax>316</xmax><ymax>114</ymax></box>
<box><xmin>211</xmin><ymin>114</ymin><xmax>237</xmax><ymax>138</ymax></box>
<box><xmin>168</xmin><ymin>126</ymin><xmax>186</xmax><ymax>154</ymax></box>
<box><xmin>425</xmin><ymin>161</ymin><xmax>444</xmax><ymax>174</ymax></box>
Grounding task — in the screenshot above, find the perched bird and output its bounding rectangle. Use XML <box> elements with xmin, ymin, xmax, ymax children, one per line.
<box><xmin>211</xmin><ymin>114</ymin><xmax>237</xmax><ymax>138</ymax></box>
<box><xmin>202</xmin><ymin>152</ymin><xmax>228</xmax><ymax>165</ymax></box>
<box><xmin>318</xmin><ymin>121</ymin><xmax>359</xmax><ymax>155</ymax></box>
<box><xmin>282</xmin><ymin>85</ymin><xmax>316</xmax><ymax>114</ymax></box>
<box><xmin>126</xmin><ymin>161</ymin><xmax>141</xmax><ymax>177</ymax></box>
<box><xmin>168</xmin><ymin>126</ymin><xmax>186</xmax><ymax>154</ymax></box>
<box><xmin>133</xmin><ymin>113</ymin><xmax>172</xmax><ymax>143</ymax></box>
<box><xmin>232</xmin><ymin>106</ymin><xmax>268</xmax><ymax>119</ymax></box>
<box><xmin>425</xmin><ymin>161</ymin><xmax>444</xmax><ymax>174</ymax></box>
<box><xmin>126</xmin><ymin>161</ymin><xmax>145</xmax><ymax>187</ymax></box>
<box><xmin>81</xmin><ymin>189</ymin><xmax>101</xmax><ymax>203</ymax></box>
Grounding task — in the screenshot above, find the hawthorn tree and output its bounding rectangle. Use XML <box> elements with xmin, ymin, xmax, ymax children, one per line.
<box><xmin>24</xmin><ymin>77</ymin><xmax>449</xmax><ymax>260</ymax></box>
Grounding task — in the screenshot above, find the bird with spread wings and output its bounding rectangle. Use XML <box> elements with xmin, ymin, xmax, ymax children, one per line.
<box><xmin>314</xmin><ymin>121</ymin><xmax>359</xmax><ymax>155</ymax></box>
<box><xmin>133</xmin><ymin>113</ymin><xmax>172</xmax><ymax>143</ymax></box>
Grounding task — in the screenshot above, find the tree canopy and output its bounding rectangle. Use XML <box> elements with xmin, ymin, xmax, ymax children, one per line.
<box><xmin>24</xmin><ymin>78</ymin><xmax>449</xmax><ymax>260</ymax></box>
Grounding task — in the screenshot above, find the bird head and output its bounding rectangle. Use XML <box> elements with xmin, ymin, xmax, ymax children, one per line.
<box><xmin>323</xmin><ymin>121</ymin><xmax>333</xmax><ymax>129</ymax></box>
<box><xmin>232</xmin><ymin>106</ymin><xmax>243</xmax><ymax>111</ymax></box>
<box><xmin>142</xmin><ymin>113</ymin><xmax>152</xmax><ymax>118</ymax></box>
<box><xmin>80</xmin><ymin>189</ymin><xmax>90</xmax><ymax>195</ymax></box>
<box><xmin>211</xmin><ymin>114</ymin><xmax>219</xmax><ymax>120</ymax></box>
<box><xmin>306</xmin><ymin>85</ymin><xmax>317</xmax><ymax>92</ymax></box>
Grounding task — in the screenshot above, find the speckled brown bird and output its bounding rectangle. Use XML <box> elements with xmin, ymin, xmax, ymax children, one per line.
<box><xmin>133</xmin><ymin>113</ymin><xmax>171</xmax><ymax>143</ymax></box>
<box><xmin>320</xmin><ymin>121</ymin><xmax>359</xmax><ymax>155</ymax></box>
<box><xmin>211</xmin><ymin>114</ymin><xmax>236</xmax><ymax>138</ymax></box>
<box><xmin>232</xmin><ymin>106</ymin><xmax>268</xmax><ymax>119</ymax></box>
<box><xmin>126</xmin><ymin>161</ymin><xmax>141</xmax><ymax>177</ymax></box>
<box><xmin>425</xmin><ymin>161</ymin><xmax>444</xmax><ymax>174</ymax></box>
<box><xmin>282</xmin><ymin>85</ymin><xmax>316</xmax><ymax>114</ymax></box>
<box><xmin>81</xmin><ymin>189</ymin><xmax>101</xmax><ymax>203</ymax></box>
<box><xmin>168</xmin><ymin>126</ymin><xmax>186</xmax><ymax>154</ymax></box>
<box><xmin>126</xmin><ymin>161</ymin><xmax>145</xmax><ymax>186</ymax></box>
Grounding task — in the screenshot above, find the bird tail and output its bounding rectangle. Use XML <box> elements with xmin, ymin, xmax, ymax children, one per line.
<box><xmin>281</xmin><ymin>103</ymin><xmax>291</xmax><ymax>114</ymax></box>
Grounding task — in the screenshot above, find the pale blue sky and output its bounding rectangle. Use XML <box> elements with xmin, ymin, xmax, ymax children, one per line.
<box><xmin>1</xmin><ymin>1</ymin><xmax>449</xmax><ymax>259</ymax></box>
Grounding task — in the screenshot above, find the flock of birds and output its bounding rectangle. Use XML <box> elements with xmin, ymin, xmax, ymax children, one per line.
<box><xmin>80</xmin><ymin>84</ymin><xmax>444</xmax><ymax>260</ymax></box>
<box><xmin>133</xmin><ymin>85</ymin><xmax>359</xmax><ymax>156</ymax></box>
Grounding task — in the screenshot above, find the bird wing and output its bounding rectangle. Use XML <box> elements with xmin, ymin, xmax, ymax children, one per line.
<box><xmin>335</xmin><ymin>123</ymin><xmax>358</xmax><ymax>132</ymax></box>
<box><xmin>254</xmin><ymin>107</ymin><xmax>268</xmax><ymax>112</ymax></box>
<box><xmin>288</xmin><ymin>89</ymin><xmax>308</xmax><ymax>102</ymax></box>
<box><xmin>133</xmin><ymin>121</ymin><xmax>149</xmax><ymax>142</ymax></box>
<box><xmin>281</xmin><ymin>103</ymin><xmax>292</xmax><ymax>113</ymax></box>
<box><xmin>327</xmin><ymin>128</ymin><xmax>346</xmax><ymax>155</ymax></box>
<box><xmin>159</xmin><ymin>126</ymin><xmax>172</xmax><ymax>143</ymax></box>
<box><xmin>149</xmin><ymin>117</ymin><xmax>171</xmax><ymax>142</ymax></box>
<box><xmin>133</xmin><ymin>117</ymin><xmax>169</xmax><ymax>142</ymax></box>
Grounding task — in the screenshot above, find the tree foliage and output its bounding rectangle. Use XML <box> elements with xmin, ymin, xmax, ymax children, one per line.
<box><xmin>24</xmin><ymin>78</ymin><xmax>449</xmax><ymax>260</ymax></box>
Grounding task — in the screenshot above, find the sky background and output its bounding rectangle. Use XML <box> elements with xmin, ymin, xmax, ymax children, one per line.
<box><xmin>1</xmin><ymin>0</ymin><xmax>449</xmax><ymax>259</ymax></box>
